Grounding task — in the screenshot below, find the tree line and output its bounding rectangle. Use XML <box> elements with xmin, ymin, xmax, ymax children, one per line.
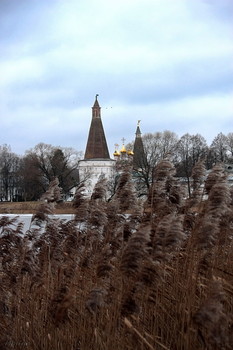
<box><xmin>0</xmin><ymin>143</ymin><xmax>82</xmax><ymax>201</ymax></box>
<box><xmin>0</xmin><ymin>131</ymin><xmax>232</xmax><ymax>201</ymax></box>
<box><xmin>130</xmin><ymin>131</ymin><xmax>233</xmax><ymax>196</ymax></box>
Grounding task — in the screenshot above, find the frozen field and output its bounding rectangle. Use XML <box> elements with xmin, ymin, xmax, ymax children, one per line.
<box><xmin>0</xmin><ymin>214</ymin><xmax>75</xmax><ymax>234</ymax></box>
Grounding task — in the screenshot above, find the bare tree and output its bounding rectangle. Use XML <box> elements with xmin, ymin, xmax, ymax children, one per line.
<box><xmin>210</xmin><ymin>132</ymin><xmax>228</xmax><ymax>164</ymax></box>
<box><xmin>18</xmin><ymin>154</ymin><xmax>45</xmax><ymax>201</ymax></box>
<box><xmin>226</xmin><ymin>132</ymin><xmax>233</xmax><ymax>160</ymax></box>
<box><xmin>0</xmin><ymin>145</ymin><xmax>21</xmax><ymax>201</ymax></box>
<box><xmin>126</xmin><ymin>131</ymin><xmax>178</xmax><ymax>194</ymax></box>
<box><xmin>23</xmin><ymin>143</ymin><xmax>82</xmax><ymax>199</ymax></box>
<box><xmin>175</xmin><ymin>134</ymin><xmax>207</xmax><ymax>197</ymax></box>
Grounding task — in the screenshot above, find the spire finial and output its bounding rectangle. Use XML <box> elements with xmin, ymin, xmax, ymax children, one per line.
<box><xmin>137</xmin><ymin>120</ymin><xmax>141</xmax><ymax>126</ymax></box>
<box><xmin>95</xmin><ymin>94</ymin><xmax>99</xmax><ymax>100</ymax></box>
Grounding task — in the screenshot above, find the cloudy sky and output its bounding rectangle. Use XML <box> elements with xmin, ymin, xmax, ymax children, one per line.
<box><xmin>1</xmin><ymin>0</ymin><xmax>232</xmax><ymax>156</ymax></box>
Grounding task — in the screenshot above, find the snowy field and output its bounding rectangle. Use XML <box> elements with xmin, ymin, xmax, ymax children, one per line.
<box><xmin>0</xmin><ymin>214</ymin><xmax>75</xmax><ymax>235</ymax></box>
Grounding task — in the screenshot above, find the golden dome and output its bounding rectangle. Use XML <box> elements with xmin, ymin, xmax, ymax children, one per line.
<box><xmin>127</xmin><ymin>150</ymin><xmax>134</xmax><ymax>156</ymax></box>
<box><xmin>120</xmin><ymin>145</ymin><xmax>127</xmax><ymax>153</ymax></box>
<box><xmin>113</xmin><ymin>150</ymin><xmax>120</xmax><ymax>157</ymax></box>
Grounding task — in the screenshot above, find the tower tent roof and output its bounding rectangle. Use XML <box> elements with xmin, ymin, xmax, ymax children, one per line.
<box><xmin>84</xmin><ymin>95</ymin><xmax>110</xmax><ymax>159</ymax></box>
<box><xmin>133</xmin><ymin>121</ymin><xmax>147</xmax><ymax>169</ymax></box>
<box><xmin>135</xmin><ymin>125</ymin><xmax>142</xmax><ymax>136</ymax></box>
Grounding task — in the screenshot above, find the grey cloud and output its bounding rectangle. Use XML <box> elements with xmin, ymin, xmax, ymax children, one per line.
<box><xmin>5</xmin><ymin>49</ymin><xmax>233</xmax><ymax>112</ymax></box>
<box><xmin>1</xmin><ymin>0</ymin><xmax>232</xmax><ymax>155</ymax></box>
<box><xmin>202</xmin><ymin>0</ymin><xmax>233</xmax><ymax>21</ymax></box>
<box><xmin>96</xmin><ymin>55</ymin><xmax>233</xmax><ymax>105</ymax></box>
<box><xmin>0</xmin><ymin>0</ymin><xmax>58</xmax><ymax>60</ymax></box>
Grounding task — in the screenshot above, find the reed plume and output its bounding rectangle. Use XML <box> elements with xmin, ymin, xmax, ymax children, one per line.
<box><xmin>147</xmin><ymin>158</ymin><xmax>182</xmax><ymax>221</ymax></box>
<box><xmin>188</xmin><ymin>160</ymin><xmax>206</xmax><ymax>208</ymax></box>
<box><xmin>120</xmin><ymin>224</ymin><xmax>150</xmax><ymax>279</ymax></box>
<box><xmin>86</xmin><ymin>287</ymin><xmax>107</xmax><ymax>315</ymax></box>
<box><xmin>205</xmin><ymin>163</ymin><xmax>226</xmax><ymax>195</ymax></box>
<box><xmin>73</xmin><ymin>183</ymin><xmax>90</xmax><ymax>222</ymax></box>
<box><xmin>207</xmin><ymin>181</ymin><xmax>231</xmax><ymax>218</ymax></box>
<box><xmin>195</xmin><ymin>215</ymin><xmax>219</xmax><ymax>251</ymax></box>
<box><xmin>40</xmin><ymin>177</ymin><xmax>62</xmax><ymax>203</ymax></box>
<box><xmin>151</xmin><ymin>213</ymin><xmax>185</xmax><ymax>262</ymax></box>
<box><xmin>153</xmin><ymin>158</ymin><xmax>176</xmax><ymax>181</ymax></box>
<box><xmin>193</xmin><ymin>278</ymin><xmax>229</xmax><ymax>349</ymax></box>
<box><xmin>73</xmin><ymin>183</ymin><xmax>86</xmax><ymax>208</ymax></box>
<box><xmin>91</xmin><ymin>176</ymin><xmax>107</xmax><ymax>201</ymax></box>
<box><xmin>32</xmin><ymin>177</ymin><xmax>61</xmax><ymax>222</ymax></box>
<box><xmin>96</xmin><ymin>244</ymin><xmax>113</xmax><ymax>279</ymax></box>
<box><xmin>114</xmin><ymin>167</ymin><xmax>137</xmax><ymax>212</ymax></box>
<box><xmin>192</xmin><ymin>160</ymin><xmax>206</xmax><ymax>191</ymax></box>
<box><xmin>87</xmin><ymin>202</ymin><xmax>108</xmax><ymax>229</ymax></box>
<box><xmin>49</xmin><ymin>285</ymin><xmax>73</xmax><ymax>325</ymax></box>
<box><xmin>121</xmin><ymin>289</ymin><xmax>140</xmax><ymax>317</ymax></box>
<box><xmin>32</xmin><ymin>202</ymin><xmax>54</xmax><ymax>223</ymax></box>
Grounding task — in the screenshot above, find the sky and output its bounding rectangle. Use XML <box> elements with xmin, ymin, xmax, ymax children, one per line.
<box><xmin>1</xmin><ymin>0</ymin><xmax>233</xmax><ymax>156</ymax></box>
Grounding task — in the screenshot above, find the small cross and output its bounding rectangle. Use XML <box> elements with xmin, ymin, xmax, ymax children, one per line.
<box><xmin>121</xmin><ymin>137</ymin><xmax>126</xmax><ymax>144</ymax></box>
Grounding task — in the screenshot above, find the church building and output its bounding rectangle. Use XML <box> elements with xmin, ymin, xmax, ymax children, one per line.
<box><xmin>78</xmin><ymin>95</ymin><xmax>116</xmax><ymax>194</ymax></box>
<box><xmin>78</xmin><ymin>95</ymin><xmax>146</xmax><ymax>195</ymax></box>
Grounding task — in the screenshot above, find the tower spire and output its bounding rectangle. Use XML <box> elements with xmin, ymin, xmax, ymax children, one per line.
<box><xmin>135</xmin><ymin>120</ymin><xmax>142</xmax><ymax>137</ymax></box>
<box><xmin>92</xmin><ymin>94</ymin><xmax>100</xmax><ymax>118</ymax></box>
<box><xmin>84</xmin><ymin>95</ymin><xmax>110</xmax><ymax>159</ymax></box>
<box><xmin>133</xmin><ymin>121</ymin><xmax>146</xmax><ymax>169</ymax></box>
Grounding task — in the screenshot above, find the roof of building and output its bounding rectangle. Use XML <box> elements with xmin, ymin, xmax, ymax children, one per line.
<box><xmin>133</xmin><ymin>122</ymin><xmax>147</xmax><ymax>168</ymax></box>
<box><xmin>84</xmin><ymin>95</ymin><xmax>110</xmax><ymax>160</ymax></box>
<box><xmin>120</xmin><ymin>144</ymin><xmax>127</xmax><ymax>153</ymax></box>
<box><xmin>113</xmin><ymin>150</ymin><xmax>120</xmax><ymax>157</ymax></box>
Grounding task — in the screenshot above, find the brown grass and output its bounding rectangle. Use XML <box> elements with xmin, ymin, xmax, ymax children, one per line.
<box><xmin>0</xmin><ymin>201</ymin><xmax>76</xmax><ymax>214</ymax></box>
<box><xmin>0</xmin><ymin>163</ymin><xmax>232</xmax><ymax>349</ymax></box>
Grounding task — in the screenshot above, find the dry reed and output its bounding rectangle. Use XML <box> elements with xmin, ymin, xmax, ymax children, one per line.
<box><xmin>0</xmin><ymin>159</ymin><xmax>233</xmax><ymax>349</ymax></box>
